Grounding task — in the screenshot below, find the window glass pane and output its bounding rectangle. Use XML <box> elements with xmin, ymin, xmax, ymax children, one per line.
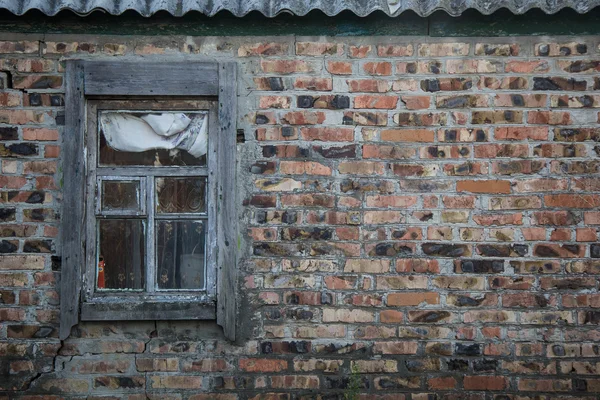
<box><xmin>98</xmin><ymin>111</ymin><xmax>208</xmax><ymax>167</ymax></box>
<box><xmin>101</xmin><ymin>180</ymin><xmax>141</xmax><ymax>212</ymax></box>
<box><xmin>97</xmin><ymin>219</ymin><xmax>145</xmax><ymax>291</ymax></box>
<box><xmin>156</xmin><ymin>177</ymin><xmax>207</xmax><ymax>214</ymax></box>
<box><xmin>156</xmin><ymin>220</ymin><xmax>206</xmax><ymax>290</ymax></box>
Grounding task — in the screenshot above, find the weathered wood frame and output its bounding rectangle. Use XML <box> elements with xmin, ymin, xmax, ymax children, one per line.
<box><xmin>60</xmin><ymin>61</ymin><xmax>238</xmax><ymax>341</ymax></box>
<box><xmin>82</xmin><ymin>100</ymin><xmax>217</xmax><ymax>320</ymax></box>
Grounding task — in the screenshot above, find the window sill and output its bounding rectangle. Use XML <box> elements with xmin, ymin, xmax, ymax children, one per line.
<box><xmin>81</xmin><ymin>300</ymin><xmax>216</xmax><ymax>321</ymax></box>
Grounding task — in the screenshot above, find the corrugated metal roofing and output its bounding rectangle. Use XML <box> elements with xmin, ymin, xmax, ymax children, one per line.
<box><xmin>1</xmin><ymin>0</ymin><xmax>599</xmax><ymax>17</ymax></box>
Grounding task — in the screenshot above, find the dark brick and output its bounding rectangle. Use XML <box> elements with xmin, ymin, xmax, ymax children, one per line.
<box><xmin>23</xmin><ymin>240</ymin><xmax>52</xmax><ymax>253</ymax></box>
<box><xmin>533</xmin><ymin>77</ymin><xmax>587</xmax><ymax>91</ymax></box>
<box><xmin>422</xmin><ymin>243</ymin><xmax>470</xmax><ymax>257</ymax></box>
<box><xmin>324</xmin><ymin>376</ymin><xmax>368</xmax><ymax>390</ymax></box>
<box><xmin>50</xmin><ymin>95</ymin><xmax>64</xmax><ymax>106</ymax></box>
<box><xmin>0</xmin><ymin>291</ymin><xmax>16</xmax><ymax>304</ymax></box>
<box><xmin>421</xmin><ymin>79</ymin><xmax>440</xmax><ymax>92</ymax></box>
<box><xmin>409</xmin><ymin>311</ymin><xmax>450</xmax><ymax>323</ymax></box>
<box><xmin>51</xmin><ymin>255</ymin><xmax>61</xmax><ymax>271</ymax></box>
<box><xmin>0</xmin><ymin>240</ymin><xmax>18</xmax><ymax>253</ymax></box>
<box><xmin>453</xmin><ymin>295</ymin><xmax>486</xmax><ymax>307</ymax></box>
<box><xmin>404</xmin><ymin>358</ymin><xmax>440</xmax><ymax>372</ymax></box>
<box><xmin>457</xmin><ymin>259</ymin><xmax>504</xmax><ymax>273</ymax></box>
<box><xmin>262</xmin><ymin>145</ymin><xmax>276</xmax><ymax>157</ymax></box>
<box><xmin>573</xmin><ymin>378</ymin><xmax>588</xmax><ymax>392</ymax></box>
<box><xmin>477</xmin><ymin>244</ymin><xmax>528</xmax><ymax>257</ymax></box>
<box><xmin>473</xmin><ymin>359</ymin><xmax>498</xmax><ymax>372</ymax></box>
<box><xmin>582</xmin><ymin>311</ymin><xmax>600</xmax><ymax>324</ymax></box>
<box><xmin>0</xmin><ymin>208</ymin><xmax>16</xmax><ymax>221</ymax></box>
<box><xmin>591</xmin><ymin>244</ymin><xmax>600</xmax><ymax>258</ymax></box>
<box><xmin>253</xmin><ymin>243</ymin><xmax>305</xmax><ymax>257</ymax></box>
<box><xmin>369</xmin><ymin>242</ymin><xmax>413</xmax><ymax>257</ymax></box>
<box><xmin>23</xmin><ymin>208</ymin><xmax>55</xmax><ymax>222</ymax></box>
<box><xmin>0</xmin><ymin>143</ymin><xmax>38</xmax><ymax>156</ymax></box>
<box><xmin>93</xmin><ymin>376</ymin><xmax>144</xmax><ymax>389</ymax></box>
<box><xmin>447</xmin><ymin>359</ymin><xmax>468</xmax><ymax>371</ymax></box>
<box><xmin>455</xmin><ymin>343</ymin><xmax>481</xmax><ymax>356</ymax></box>
<box><xmin>255</xmin><ymin>113</ymin><xmax>272</xmax><ymax>124</ymax></box>
<box><xmin>331</xmin><ymin>95</ymin><xmax>350</xmax><ymax>109</ymax></box>
<box><xmin>0</xmin><ymin>127</ymin><xmax>17</xmax><ymax>141</ymax></box>
<box><xmin>282</xmin><ymin>227</ymin><xmax>332</xmax><ymax>241</ymax></box>
<box><xmin>26</xmin><ymin>191</ymin><xmax>44</xmax><ymax>204</ymax></box>
<box><xmin>552</xmin><ymin>344</ymin><xmax>566</xmax><ymax>356</ymax></box>
<box><xmin>244</xmin><ymin>195</ymin><xmax>276</xmax><ymax>208</ymax></box>
<box><xmin>28</xmin><ymin>93</ymin><xmax>42</xmax><ymax>106</ymax></box>
<box><xmin>7</xmin><ymin>325</ymin><xmax>56</xmax><ymax>338</ymax></box>
<box><xmin>55</xmin><ymin>111</ymin><xmax>65</xmax><ymax>125</ymax></box>
<box><xmin>281</xmin><ymin>126</ymin><xmax>295</xmax><ymax>137</ymax></box>
<box><xmin>564</xmin><ymin>60</ymin><xmax>600</xmax><ymax>73</ymax></box>
<box><xmin>312</xmin><ymin>145</ymin><xmax>356</xmax><ymax>158</ymax></box>
<box><xmin>264</xmin><ymin>310</ymin><xmax>281</xmax><ymax>320</ymax></box>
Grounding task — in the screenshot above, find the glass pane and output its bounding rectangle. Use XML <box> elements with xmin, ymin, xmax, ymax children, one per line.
<box><xmin>156</xmin><ymin>220</ymin><xmax>206</xmax><ymax>290</ymax></box>
<box><xmin>156</xmin><ymin>177</ymin><xmax>207</xmax><ymax>214</ymax></box>
<box><xmin>98</xmin><ymin>111</ymin><xmax>208</xmax><ymax>167</ymax></box>
<box><xmin>101</xmin><ymin>180</ymin><xmax>141</xmax><ymax>212</ymax></box>
<box><xmin>97</xmin><ymin>219</ymin><xmax>145</xmax><ymax>291</ymax></box>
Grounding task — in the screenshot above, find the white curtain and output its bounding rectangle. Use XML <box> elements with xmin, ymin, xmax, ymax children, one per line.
<box><xmin>99</xmin><ymin>112</ymin><xmax>208</xmax><ymax>158</ymax></box>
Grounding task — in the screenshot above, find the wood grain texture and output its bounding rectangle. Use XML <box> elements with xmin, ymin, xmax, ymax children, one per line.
<box><xmin>84</xmin><ymin>61</ymin><xmax>219</xmax><ymax>96</ymax></box>
<box><xmin>61</xmin><ymin>61</ymin><xmax>237</xmax><ymax>337</ymax></box>
<box><xmin>81</xmin><ymin>301</ymin><xmax>216</xmax><ymax>320</ymax></box>
<box><xmin>96</xmin><ymin>166</ymin><xmax>209</xmax><ymax>177</ymax></box>
<box><xmin>216</xmin><ymin>61</ymin><xmax>238</xmax><ymax>341</ymax></box>
<box><xmin>206</xmin><ymin>102</ymin><xmax>219</xmax><ymax>300</ymax></box>
<box><xmin>59</xmin><ymin>60</ymin><xmax>86</xmax><ymax>340</ymax></box>
<box><xmin>83</xmin><ymin>102</ymin><xmax>98</xmax><ymax>302</ymax></box>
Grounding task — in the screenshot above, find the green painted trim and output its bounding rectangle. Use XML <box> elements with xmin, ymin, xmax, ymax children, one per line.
<box><xmin>430</xmin><ymin>8</ymin><xmax>600</xmax><ymax>36</ymax></box>
<box><xmin>0</xmin><ymin>8</ymin><xmax>599</xmax><ymax>37</ymax></box>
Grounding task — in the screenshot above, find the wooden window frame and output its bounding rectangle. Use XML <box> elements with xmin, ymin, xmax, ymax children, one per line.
<box><xmin>83</xmin><ymin>99</ymin><xmax>217</xmax><ymax>315</ymax></box>
<box><xmin>60</xmin><ymin>61</ymin><xmax>238</xmax><ymax>341</ymax></box>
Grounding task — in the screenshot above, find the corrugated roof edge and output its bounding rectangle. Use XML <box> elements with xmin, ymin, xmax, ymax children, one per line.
<box><xmin>1</xmin><ymin>0</ymin><xmax>600</xmax><ymax>18</ymax></box>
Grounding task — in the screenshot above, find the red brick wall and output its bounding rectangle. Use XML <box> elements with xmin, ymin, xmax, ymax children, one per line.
<box><xmin>1</xmin><ymin>35</ymin><xmax>600</xmax><ymax>398</ymax></box>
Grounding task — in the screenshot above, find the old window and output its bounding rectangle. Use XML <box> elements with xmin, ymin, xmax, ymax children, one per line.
<box><xmin>84</xmin><ymin>101</ymin><xmax>216</xmax><ymax>309</ymax></box>
<box><xmin>61</xmin><ymin>61</ymin><xmax>237</xmax><ymax>340</ymax></box>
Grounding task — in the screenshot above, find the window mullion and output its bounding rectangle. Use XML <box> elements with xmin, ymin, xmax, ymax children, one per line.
<box><xmin>146</xmin><ymin>176</ymin><xmax>155</xmax><ymax>294</ymax></box>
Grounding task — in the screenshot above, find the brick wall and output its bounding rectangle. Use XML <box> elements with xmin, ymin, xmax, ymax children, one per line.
<box><xmin>1</xmin><ymin>34</ymin><xmax>600</xmax><ymax>398</ymax></box>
